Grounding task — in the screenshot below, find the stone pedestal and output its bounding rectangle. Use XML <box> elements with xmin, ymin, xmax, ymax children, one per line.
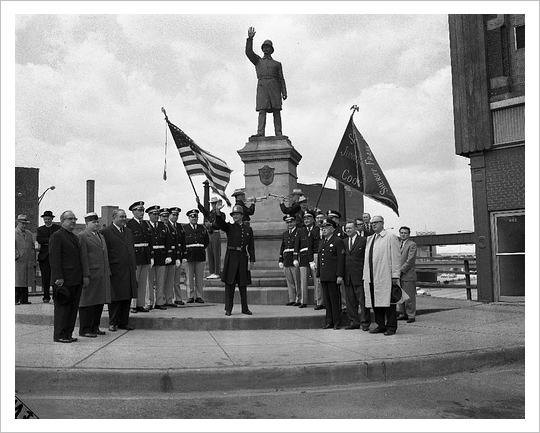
<box><xmin>237</xmin><ymin>136</ymin><xmax>303</xmax><ymax>276</ymax></box>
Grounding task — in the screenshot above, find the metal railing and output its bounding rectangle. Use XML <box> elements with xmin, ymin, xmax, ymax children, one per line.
<box><xmin>415</xmin><ymin>256</ymin><xmax>477</xmax><ymax>300</ymax></box>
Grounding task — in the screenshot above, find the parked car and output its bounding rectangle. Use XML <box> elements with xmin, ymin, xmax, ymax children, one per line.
<box><xmin>438</xmin><ymin>273</ymin><xmax>459</xmax><ymax>284</ymax></box>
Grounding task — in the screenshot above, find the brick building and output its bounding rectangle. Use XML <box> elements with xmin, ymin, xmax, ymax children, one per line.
<box><xmin>449</xmin><ymin>14</ymin><xmax>525</xmax><ymax>302</ymax></box>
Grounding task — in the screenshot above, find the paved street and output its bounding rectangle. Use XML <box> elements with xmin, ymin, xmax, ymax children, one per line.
<box><xmin>19</xmin><ymin>362</ymin><xmax>525</xmax><ymax>423</ymax></box>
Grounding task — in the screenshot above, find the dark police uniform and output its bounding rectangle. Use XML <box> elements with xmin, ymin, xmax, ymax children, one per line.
<box><xmin>215</xmin><ymin>206</ymin><xmax>255</xmax><ymax>315</ymax></box>
<box><xmin>317</xmin><ymin>228</ymin><xmax>345</xmax><ymax>329</ymax></box>
<box><xmin>147</xmin><ymin>218</ymin><xmax>172</xmax><ymax>309</ymax></box>
<box><xmin>279</xmin><ymin>220</ymin><xmax>300</xmax><ymax>305</ymax></box>
<box><xmin>127</xmin><ymin>212</ymin><xmax>152</xmax><ymax>311</ymax></box>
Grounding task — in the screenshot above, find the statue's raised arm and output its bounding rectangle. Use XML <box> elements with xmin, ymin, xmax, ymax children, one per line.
<box><xmin>245</xmin><ymin>26</ymin><xmax>287</xmax><ymax>138</ymax></box>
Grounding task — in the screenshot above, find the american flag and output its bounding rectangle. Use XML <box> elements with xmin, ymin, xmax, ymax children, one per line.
<box><xmin>166</xmin><ymin>119</ymin><xmax>232</xmax><ymax>206</ymax></box>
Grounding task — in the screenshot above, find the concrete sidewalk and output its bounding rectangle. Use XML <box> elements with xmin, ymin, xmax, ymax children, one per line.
<box><xmin>15</xmin><ymin>296</ymin><xmax>525</xmax><ymax>395</ymax></box>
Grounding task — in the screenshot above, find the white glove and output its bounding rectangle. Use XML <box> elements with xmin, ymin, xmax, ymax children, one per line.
<box><xmin>293</xmin><ymin>260</ymin><xmax>299</xmax><ymax>267</ymax></box>
<box><xmin>278</xmin><ymin>262</ymin><xmax>284</xmax><ymax>269</ymax></box>
<box><xmin>150</xmin><ymin>258</ymin><xmax>154</xmax><ymax>268</ymax></box>
<box><xmin>309</xmin><ymin>262</ymin><xmax>316</xmax><ymax>271</ymax></box>
<box><xmin>165</xmin><ymin>257</ymin><xmax>172</xmax><ymax>265</ymax></box>
<box><xmin>175</xmin><ymin>259</ymin><xmax>181</xmax><ymax>268</ymax></box>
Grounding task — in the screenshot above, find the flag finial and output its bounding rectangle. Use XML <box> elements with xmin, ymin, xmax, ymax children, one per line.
<box><xmin>161</xmin><ymin>107</ymin><xmax>168</xmax><ymax>121</ymax></box>
<box><xmin>350</xmin><ymin>105</ymin><xmax>359</xmax><ymax>115</ymax></box>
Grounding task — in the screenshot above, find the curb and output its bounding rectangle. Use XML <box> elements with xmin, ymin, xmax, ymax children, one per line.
<box><xmin>16</xmin><ymin>345</ymin><xmax>525</xmax><ymax>396</ymax></box>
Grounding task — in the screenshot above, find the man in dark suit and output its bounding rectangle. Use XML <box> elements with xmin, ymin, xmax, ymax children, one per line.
<box><xmin>215</xmin><ymin>204</ymin><xmax>255</xmax><ymax>316</ymax></box>
<box><xmin>343</xmin><ymin>220</ymin><xmax>371</xmax><ymax>331</ymax></box>
<box><xmin>316</xmin><ymin>218</ymin><xmax>345</xmax><ymax>330</ymax></box>
<box><xmin>397</xmin><ymin>226</ymin><xmax>418</xmax><ymax>323</ymax></box>
<box><xmin>102</xmin><ymin>209</ymin><xmax>137</xmax><ymax>332</ymax></box>
<box><xmin>360</xmin><ymin>213</ymin><xmax>375</xmax><ymax>238</ymax></box>
<box><xmin>49</xmin><ymin>210</ymin><xmax>83</xmax><ymax>343</ymax></box>
<box><xmin>36</xmin><ymin>210</ymin><xmax>61</xmax><ymax>302</ymax></box>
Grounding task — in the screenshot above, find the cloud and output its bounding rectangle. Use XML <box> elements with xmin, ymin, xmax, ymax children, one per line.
<box><xmin>13</xmin><ymin>13</ymin><xmax>474</xmax><ymax>233</ymax></box>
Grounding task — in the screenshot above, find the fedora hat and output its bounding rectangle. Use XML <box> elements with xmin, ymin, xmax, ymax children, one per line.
<box><xmin>16</xmin><ymin>214</ymin><xmax>30</xmax><ymax>223</ymax></box>
<box><xmin>40</xmin><ymin>210</ymin><xmax>55</xmax><ymax>218</ymax></box>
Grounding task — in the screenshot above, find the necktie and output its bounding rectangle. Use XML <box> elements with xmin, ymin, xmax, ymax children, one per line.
<box><xmin>349</xmin><ymin>238</ymin><xmax>352</xmax><ymax>250</ymax></box>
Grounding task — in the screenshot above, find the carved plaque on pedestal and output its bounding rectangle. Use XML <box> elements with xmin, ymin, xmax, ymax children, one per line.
<box><xmin>258</xmin><ymin>165</ymin><xmax>275</xmax><ymax>186</ymax></box>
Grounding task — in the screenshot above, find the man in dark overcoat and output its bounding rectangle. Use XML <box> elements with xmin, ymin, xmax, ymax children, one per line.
<box><xmin>316</xmin><ymin>218</ymin><xmax>345</xmax><ymax>330</ymax></box>
<box><xmin>36</xmin><ymin>210</ymin><xmax>61</xmax><ymax>302</ymax></box>
<box><xmin>215</xmin><ymin>204</ymin><xmax>255</xmax><ymax>316</ymax></box>
<box><xmin>77</xmin><ymin>212</ymin><xmax>112</xmax><ymax>337</ymax></box>
<box><xmin>49</xmin><ymin>210</ymin><xmax>83</xmax><ymax>343</ymax></box>
<box><xmin>101</xmin><ymin>208</ymin><xmax>137</xmax><ymax>332</ymax></box>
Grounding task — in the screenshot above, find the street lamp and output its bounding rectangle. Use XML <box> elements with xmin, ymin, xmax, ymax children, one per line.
<box><xmin>38</xmin><ymin>186</ymin><xmax>56</xmax><ymax>205</ymax></box>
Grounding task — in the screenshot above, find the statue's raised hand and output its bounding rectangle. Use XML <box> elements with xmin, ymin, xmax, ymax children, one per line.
<box><xmin>248</xmin><ymin>27</ymin><xmax>256</xmax><ymax>38</ymax></box>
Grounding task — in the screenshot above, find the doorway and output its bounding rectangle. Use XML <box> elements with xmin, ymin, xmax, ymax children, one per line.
<box><xmin>491</xmin><ymin>211</ymin><xmax>525</xmax><ymax>302</ymax></box>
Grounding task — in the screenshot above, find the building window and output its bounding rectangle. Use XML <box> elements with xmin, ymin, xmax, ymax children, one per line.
<box><xmin>514</xmin><ymin>25</ymin><xmax>525</xmax><ymax>50</ymax></box>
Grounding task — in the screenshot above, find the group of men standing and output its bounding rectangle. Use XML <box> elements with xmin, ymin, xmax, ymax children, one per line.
<box><xmin>277</xmin><ymin>188</ymin><xmax>417</xmax><ymax>336</ymax></box>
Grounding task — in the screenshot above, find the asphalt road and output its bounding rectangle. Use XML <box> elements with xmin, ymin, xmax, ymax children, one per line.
<box><xmin>18</xmin><ymin>361</ymin><xmax>526</xmax><ymax>422</ymax></box>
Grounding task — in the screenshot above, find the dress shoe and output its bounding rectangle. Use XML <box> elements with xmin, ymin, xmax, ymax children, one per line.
<box><xmin>174</xmin><ymin>300</ymin><xmax>185</xmax><ymax>306</ymax></box>
<box><xmin>70</xmin><ymin>337</ymin><xmax>78</xmax><ymax>342</ymax></box>
<box><xmin>286</xmin><ymin>302</ymin><xmax>295</xmax><ymax>306</ymax></box>
<box><xmin>92</xmin><ymin>329</ymin><xmax>106</xmax><ymax>335</ymax></box>
<box><xmin>21</xmin><ymin>301</ymin><xmax>32</xmax><ymax>304</ymax></box>
<box><xmin>54</xmin><ymin>338</ymin><xmax>72</xmax><ymax>343</ymax></box>
<box><xmin>299</xmin><ymin>304</ymin><xmax>307</xmax><ymax>308</ymax></box>
<box><xmin>186</xmin><ymin>298</ymin><xmax>195</xmax><ymax>304</ymax></box>
<box><xmin>155</xmin><ymin>305</ymin><xmax>167</xmax><ymax>310</ymax></box>
<box><xmin>323</xmin><ymin>324</ymin><xmax>333</xmax><ymax>329</ymax></box>
<box><xmin>369</xmin><ymin>327</ymin><xmax>386</xmax><ymax>334</ymax></box>
<box><xmin>118</xmin><ymin>325</ymin><xmax>134</xmax><ymax>330</ymax></box>
<box><xmin>109</xmin><ymin>325</ymin><xmax>117</xmax><ymax>332</ymax></box>
<box><xmin>136</xmin><ymin>306</ymin><xmax>150</xmax><ymax>312</ymax></box>
<box><xmin>145</xmin><ymin>305</ymin><xmax>154</xmax><ymax>310</ymax></box>
<box><xmin>293</xmin><ymin>302</ymin><xmax>301</xmax><ymax>306</ymax></box>
<box><xmin>130</xmin><ymin>308</ymin><xmax>138</xmax><ymax>313</ymax></box>
<box><xmin>397</xmin><ymin>314</ymin><xmax>409</xmax><ymax>321</ymax></box>
<box><xmin>80</xmin><ymin>332</ymin><xmax>97</xmax><ymax>338</ymax></box>
<box><xmin>242</xmin><ymin>310</ymin><xmax>253</xmax><ymax>315</ymax></box>
<box><xmin>333</xmin><ymin>326</ymin><xmax>341</xmax><ymax>330</ymax></box>
<box><xmin>15</xmin><ymin>302</ymin><xmax>20</xmax><ymax>305</ymax></box>
<box><xmin>195</xmin><ymin>297</ymin><xmax>205</xmax><ymax>303</ymax></box>
<box><xmin>225</xmin><ymin>311</ymin><xmax>231</xmax><ymax>316</ymax></box>
<box><xmin>314</xmin><ymin>305</ymin><xmax>324</xmax><ymax>310</ymax></box>
<box><xmin>344</xmin><ymin>325</ymin><xmax>360</xmax><ymax>330</ymax></box>
<box><xmin>42</xmin><ymin>298</ymin><xmax>50</xmax><ymax>303</ymax></box>
<box><xmin>361</xmin><ymin>326</ymin><xmax>371</xmax><ymax>332</ymax></box>
<box><xmin>384</xmin><ymin>330</ymin><xmax>396</xmax><ymax>336</ymax></box>
<box><xmin>407</xmin><ymin>318</ymin><xmax>416</xmax><ymax>323</ymax></box>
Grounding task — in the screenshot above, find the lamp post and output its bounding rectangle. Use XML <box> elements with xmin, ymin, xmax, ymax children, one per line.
<box><xmin>38</xmin><ymin>186</ymin><xmax>55</xmax><ymax>205</ymax></box>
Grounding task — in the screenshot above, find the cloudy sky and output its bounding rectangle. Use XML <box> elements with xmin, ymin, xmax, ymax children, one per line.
<box><xmin>5</xmin><ymin>3</ymin><xmax>484</xmax><ymax>235</ymax></box>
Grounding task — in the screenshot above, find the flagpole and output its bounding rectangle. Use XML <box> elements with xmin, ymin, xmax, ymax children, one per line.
<box><xmin>314</xmin><ymin>175</ymin><xmax>329</xmax><ymax>209</ymax></box>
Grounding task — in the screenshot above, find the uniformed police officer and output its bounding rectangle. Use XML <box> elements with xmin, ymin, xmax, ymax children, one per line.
<box><xmin>145</xmin><ymin>205</ymin><xmax>172</xmax><ymax>310</ymax></box>
<box><xmin>215</xmin><ymin>204</ymin><xmax>255</xmax><ymax>316</ymax></box>
<box><xmin>279</xmin><ymin>215</ymin><xmax>301</xmax><ymax>307</ymax></box>
<box><xmin>160</xmin><ymin>208</ymin><xmax>182</xmax><ymax>308</ymax></box>
<box><xmin>327</xmin><ymin>209</ymin><xmax>347</xmax><ymax>313</ymax></box>
<box><xmin>183</xmin><ymin>209</ymin><xmax>210</xmax><ymax>303</ymax></box>
<box><xmin>293</xmin><ymin>210</ymin><xmax>318</xmax><ymax>308</ymax></box>
<box><xmin>127</xmin><ymin>201</ymin><xmax>152</xmax><ymax>313</ymax></box>
<box><xmin>313</xmin><ymin>210</ymin><xmax>326</xmax><ymax>310</ymax></box>
<box><xmin>315</xmin><ymin>218</ymin><xmax>345</xmax><ymax>329</ymax></box>
<box><xmin>168</xmin><ymin>207</ymin><xmax>186</xmax><ymax>305</ymax></box>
